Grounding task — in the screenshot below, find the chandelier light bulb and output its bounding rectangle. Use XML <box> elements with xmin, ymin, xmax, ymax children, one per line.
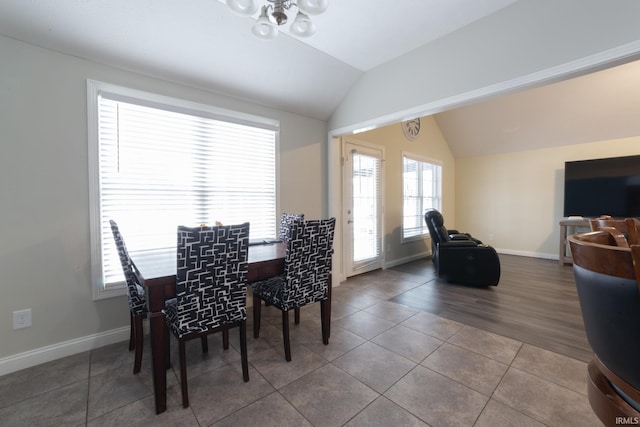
<box><xmin>290</xmin><ymin>12</ymin><xmax>316</xmax><ymax>37</ymax></box>
<box><xmin>296</xmin><ymin>0</ymin><xmax>328</xmax><ymax>15</ymax></box>
<box><xmin>252</xmin><ymin>6</ymin><xmax>278</xmax><ymax>39</ymax></box>
<box><xmin>226</xmin><ymin>0</ymin><xmax>259</xmax><ymax>16</ymax></box>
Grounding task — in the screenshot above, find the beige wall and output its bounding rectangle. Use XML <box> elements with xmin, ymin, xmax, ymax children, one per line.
<box><xmin>456</xmin><ymin>136</ymin><xmax>640</xmax><ymax>258</ymax></box>
<box><xmin>337</xmin><ymin>117</ymin><xmax>640</xmax><ymax>268</ymax></box>
<box><xmin>342</xmin><ymin>116</ymin><xmax>456</xmax><ymax>270</ymax></box>
<box><xmin>0</xmin><ymin>35</ymin><xmax>327</xmax><ymax>368</ymax></box>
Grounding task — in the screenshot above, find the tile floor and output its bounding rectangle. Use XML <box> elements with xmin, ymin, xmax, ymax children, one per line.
<box><xmin>0</xmin><ymin>267</ymin><xmax>602</xmax><ymax>426</ymax></box>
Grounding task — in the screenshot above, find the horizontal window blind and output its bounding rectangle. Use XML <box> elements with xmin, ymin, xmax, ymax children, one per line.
<box><xmin>402</xmin><ymin>155</ymin><xmax>442</xmax><ymax>240</ymax></box>
<box><xmin>352</xmin><ymin>150</ymin><xmax>382</xmax><ymax>263</ymax></box>
<box><xmin>95</xmin><ymin>91</ymin><xmax>276</xmax><ymax>290</ymax></box>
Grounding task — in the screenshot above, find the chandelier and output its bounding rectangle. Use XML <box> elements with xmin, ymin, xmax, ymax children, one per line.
<box><xmin>226</xmin><ymin>0</ymin><xmax>328</xmax><ymax>39</ymax></box>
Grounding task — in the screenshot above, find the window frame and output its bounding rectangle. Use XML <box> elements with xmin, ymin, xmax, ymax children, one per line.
<box><xmin>87</xmin><ymin>80</ymin><xmax>280</xmax><ymax>300</ymax></box>
<box><xmin>401</xmin><ymin>152</ymin><xmax>442</xmax><ymax>243</ymax></box>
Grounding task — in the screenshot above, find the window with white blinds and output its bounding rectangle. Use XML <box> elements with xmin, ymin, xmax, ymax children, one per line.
<box><xmin>88</xmin><ymin>80</ymin><xmax>278</xmax><ymax>299</ymax></box>
<box><xmin>402</xmin><ymin>154</ymin><xmax>442</xmax><ymax>241</ymax></box>
<box><xmin>351</xmin><ymin>150</ymin><xmax>383</xmax><ymax>264</ymax></box>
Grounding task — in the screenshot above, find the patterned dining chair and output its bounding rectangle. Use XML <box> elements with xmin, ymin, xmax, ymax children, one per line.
<box><xmin>252</xmin><ymin>218</ymin><xmax>336</xmax><ymax>361</ymax></box>
<box><xmin>277</xmin><ymin>213</ymin><xmax>305</xmax><ymax>323</ymax></box>
<box><xmin>164</xmin><ymin>222</ymin><xmax>250</xmax><ymax>408</ymax></box>
<box><xmin>278</xmin><ymin>213</ymin><xmax>304</xmax><ymax>241</ymax></box>
<box><xmin>109</xmin><ymin>220</ymin><xmax>148</xmax><ymax>374</ymax></box>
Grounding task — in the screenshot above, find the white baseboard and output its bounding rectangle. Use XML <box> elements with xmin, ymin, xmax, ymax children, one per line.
<box><xmin>1</xmin><ymin>248</ymin><xmax>559</xmax><ymax>377</ymax></box>
<box><xmin>494</xmin><ymin>247</ymin><xmax>558</xmax><ymax>260</ymax></box>
<box><xmin>380</xmin><ymin>248</ymin><xmax>557</xmax><ymax>267</ymax></box>
<box><xmin>0</xmin><ymin>326</ymin><xmax>131</xmax><ymax>376</ymax></box>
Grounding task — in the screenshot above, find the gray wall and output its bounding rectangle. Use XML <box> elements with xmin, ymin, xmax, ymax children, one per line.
<box><xmin>0</xmin><ymin>35</ymin><xmax>328</xmax><ymax>368</ymax></box>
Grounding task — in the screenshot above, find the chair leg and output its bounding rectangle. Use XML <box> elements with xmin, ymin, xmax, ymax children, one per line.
<box><xmin>327</xmin><ymin>273</ymin><xmax>332</xmax><ymax>338</ymax></box>
<box><xmin>201</xmin><ymin>336</ymin><xmax>209</xmax><ymax>353</ymax></box>
<box><xmin>164</xmin><ymin>322</ymin><xmax>171</xmax><ymax>370</ymax></box>
<box><xmin>239</xmin><ymin>320</ymin><xmax>249</xmax><ymax>382</ymax></box>
<box><xmin>294</xmin><ymin>307</ymin><xmax>300</xmax><ymax>325</ymax></box>
<box><xmin>222</xmin><ymin>327</ymin><xmax>230</xmax><ymax>350</ymax></box>
<box><xmin>253</xmin><ymin>294</ymin><xmax>262</xmax><ymax>338</ymax></box>
<box><xmin>128</xmin><ymin>312</ymin><xmax>135</xmax><ymax>351</ymax></box>
<box><xmin>320</xmin><ymin>299</ymin><xmax>330</xmax><ymax>345</ymax></box>
<box><xmin>179</xmin><ymin>340</ymin><xmax>189</xmax><ymax>408</ymax></box>
<box><xmin>133</xmin><ymin>313</ymin><xmax>144</xmax><ymax>374</ymax></box>
<box><xmin>282</xmin><ymin>310</ymin><xmax>291</xmax><ymax>362</ymax></box>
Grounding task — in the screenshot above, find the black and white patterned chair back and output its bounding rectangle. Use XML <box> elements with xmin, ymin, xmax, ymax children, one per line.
<box><xmin>169</xmin><ymin>222</ymin><xmax>250</xmax><ymax>338</ymax></box>
<box><xmin>278</xmin><ymin>213</ymin><xmax>304</xmax><ymax>241</ymax></box>
<box><xmin>282</xmin><ymin>218</ymin><xmax>336</xmax><ymax>309</ymax></box>
<box><xmin>109</xmin><ymin>220</ymin><xmax>147</xmax><ymax>315</ymax></box>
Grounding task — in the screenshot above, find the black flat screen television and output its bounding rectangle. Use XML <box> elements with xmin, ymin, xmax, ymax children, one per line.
<box><xmin>563</xmin><ymin>154</ymin><xmax>640</xmax><ymax>218</ymax></box>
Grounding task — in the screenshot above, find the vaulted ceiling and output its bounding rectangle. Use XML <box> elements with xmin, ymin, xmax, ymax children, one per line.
<box><xmin>2</xmin><ymin>0</ymin><xmax>638</xmax><ymax>157</ymax></box>
<box><xmin>0</xmin><ymin>0</ymin><xmax>518</xmax><ymax>120</ymax></box>
<box><xmin>434</xmin><ymin>59</ymin><xmax>640</xmax><ymax>158</ymax></box>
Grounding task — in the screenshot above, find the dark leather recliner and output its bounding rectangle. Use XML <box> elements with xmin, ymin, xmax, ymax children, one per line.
<box><xmin>569</xmin><ymin>229</ymin><xmax>640</xmax><ymax>425</ymax></box>
<box><xmin>424</xmin><ymin>209</ymin><xmax>500</xmax><ymax>286</ymax></box>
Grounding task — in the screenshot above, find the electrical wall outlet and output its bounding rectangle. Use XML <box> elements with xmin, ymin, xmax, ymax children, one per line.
<box><xmin>13</xmin><ymin>309</ymin><xmax>32</xmax><ymax>330</ymax></box>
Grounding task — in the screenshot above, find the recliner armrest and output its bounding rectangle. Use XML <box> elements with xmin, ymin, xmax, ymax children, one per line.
<box><xmin>439</xmin><ymin>240</ymin><xmax>479</xmax><ymax>248</ymax></box>
<box><xmin>449</xmin><ymin>233</ymin><xmax>483</xmax><ymax>245</ymax></box>
<box><xmin>450</xmin><ymin>234</ymin><xmax>472</xmax><ymax>240</ymax></box>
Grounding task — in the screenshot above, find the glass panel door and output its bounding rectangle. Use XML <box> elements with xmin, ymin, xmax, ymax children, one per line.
<box><xmin>343</xmin><ymin>140</ymin><xmax>383</xmax><ymax>277</ymax></box>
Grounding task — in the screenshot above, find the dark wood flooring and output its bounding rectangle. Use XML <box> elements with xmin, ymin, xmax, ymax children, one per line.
<box><xmin>389</xmin><ymin>254</ymin><xmax>592</xmax><ymax>362</ymax></box>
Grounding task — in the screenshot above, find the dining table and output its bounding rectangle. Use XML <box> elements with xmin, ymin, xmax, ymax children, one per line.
<box><xmin>136</xmin><ymin>241</ymin><xmax>286</xmax><ymax>414</ymax></box>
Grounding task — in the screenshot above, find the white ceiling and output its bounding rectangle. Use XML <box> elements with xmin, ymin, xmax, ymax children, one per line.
<box><xmin>2</xmin><ymin>0</ymin><xmax>638</xmax><ymax>157</ymax></box>
<box><xmin>245</xmin><ymin>0</ymin><xmax>520</xmax><ymax>72</ymax></box>
<box><xmin>0</xmin><ymin>0</ymin><xmax>518</xmax><ymax>120</ymax></box>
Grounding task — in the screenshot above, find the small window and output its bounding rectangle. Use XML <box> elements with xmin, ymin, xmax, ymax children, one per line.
<box><xmin>87</xmin><ymin>80</ymin><xmax>278</xmax><ymax>299</ymax></box>
<box><xmin>402</xmin><ymin>154</ymin><xmax>442</xmax><ymax>241</ymax></box>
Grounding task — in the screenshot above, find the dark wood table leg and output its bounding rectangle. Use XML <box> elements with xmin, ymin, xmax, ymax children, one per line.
<box><xmin>328</xmin><ymin>273</ymin><xmax>332</xmax><ymax>338</ymax></box>
<box><xmin>149</xmin><ymin>311</ymin><xmax>167</xmax><ymax>414</ymax></box>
